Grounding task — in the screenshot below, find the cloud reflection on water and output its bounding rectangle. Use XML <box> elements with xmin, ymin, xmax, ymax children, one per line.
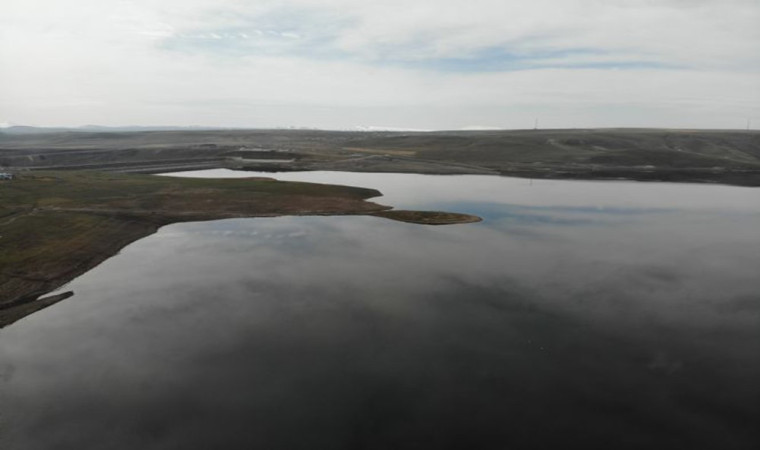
<box><xmin>1</xmin><ymin>172</ymin><xmax>759</xmax><ymax>449</ymax></box>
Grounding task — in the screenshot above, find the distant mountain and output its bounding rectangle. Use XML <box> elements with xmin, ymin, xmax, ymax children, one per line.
<box><xmin>0</xmin><ymin>125</ymin><xmax>72</xmax><ymax>135</ymax></box>
<box><xmin>76</xmin><ymin>125</ymin><xmax>229</xmax><ymax>132</ymax></box>
<box><xmin>2</xmin><ymin>124</ymin><xmax>453</xmax><ymax>135</ymax></box>
<box><xmin>349</xmin><ymin>125</ymin><xmax>433</xmax><ymax>132</ymax></box>
<box><xmin>0</xmin><ymin>125</ymin><xmax>231</xmax><ymax>135</ymax></box>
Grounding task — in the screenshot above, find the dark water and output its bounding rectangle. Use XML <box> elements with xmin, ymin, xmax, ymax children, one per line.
<box><xmin>1</xmin><ymin>172</ymin><xmax>759</xmax><ymax>449</ymax></box>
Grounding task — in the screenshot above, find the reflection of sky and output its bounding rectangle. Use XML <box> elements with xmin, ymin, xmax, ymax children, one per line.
<box><xmin>163</xmin><ymin>169</ymin><xmax>760</xmax><ymax>213</ymax></box>
<box><xmin>3</xmin><ymin>172</ymin><xmax>760</xmax><ymax>449</ymax></box>
<box><xmin>420</xmin><ymin>201</ymin><xmax>675</xmax><ymax>228</ymax></box>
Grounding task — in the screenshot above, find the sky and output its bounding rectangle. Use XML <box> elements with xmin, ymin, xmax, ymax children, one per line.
<box><xmin>1</xmin><ymin>0</ymin><xmax>758</xmax><ymax>130</ymax></box>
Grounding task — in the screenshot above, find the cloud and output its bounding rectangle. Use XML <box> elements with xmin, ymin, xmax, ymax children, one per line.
<box><xmin>0</xmin><ymin>0</ymin><xmax>758</xmax><ymax>129</ymax></box>
<box><xmin>143</xmin><ymin>0</ymin><xmax>760</xmax><ymax>70</ymax></box>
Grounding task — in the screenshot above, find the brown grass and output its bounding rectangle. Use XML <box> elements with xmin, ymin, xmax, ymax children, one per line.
<box><xmin>371</xmin><ymin>210</ymin><xmax>482</xmax><ymax>225</ymax></box>
<box><xmin>0</xmin><ymin>171</ymin><xmax>390</xmax><ymax>327</ymax></box>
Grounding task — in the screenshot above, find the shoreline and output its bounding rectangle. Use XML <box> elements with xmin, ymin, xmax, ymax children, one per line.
<box><xmin>0</xmin><ymin>171</ymin><xmax>481</xmax><ymax>328</ymax></box>
<box><xmin>230</xmin><ymin>162</ymin><xmax>760</xmax><ymax>187</ymax></box>
<box><xmin>3</xmin><ymin>128</ymin><xmax>758</xmax><ymax>188</ymax></box>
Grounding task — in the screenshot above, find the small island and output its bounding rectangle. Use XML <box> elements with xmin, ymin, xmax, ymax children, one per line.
<box><xmin>0</xmin><ymin>171</ymin><xmax>481</xmax><ymax>328</ymax></box>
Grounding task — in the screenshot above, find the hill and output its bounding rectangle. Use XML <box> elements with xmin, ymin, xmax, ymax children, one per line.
<box><xmin>1</xmin><ymin>128</ymin><xmax>759</xmax><ymax>185</ymax></box>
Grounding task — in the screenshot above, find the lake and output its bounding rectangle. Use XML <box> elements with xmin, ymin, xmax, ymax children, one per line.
<box><xmin>1</xmin><ymin>171</ymin><xmax>759</xmax><ymax>449</ymax></box>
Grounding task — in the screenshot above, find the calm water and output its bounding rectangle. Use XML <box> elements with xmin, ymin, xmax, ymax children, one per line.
<box><xmin>1</xmin><ymin>171</ymin><xmax>759</xmax><ymax>449</ymax></box>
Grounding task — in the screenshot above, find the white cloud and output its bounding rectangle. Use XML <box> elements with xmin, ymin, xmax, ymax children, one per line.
<box><xmin>0</xmin><ymin>0</ymin><xmax>758</xmax><ymax>129</ymax></box>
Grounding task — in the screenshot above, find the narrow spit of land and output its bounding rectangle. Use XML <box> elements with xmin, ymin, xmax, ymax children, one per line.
<box><xmin>372</xmin><ymin>210</ymin><xmax>482</xmax><ymax>225</ymax></box>
<box><xmin>0</xmin><ymin>171</ymin><xmax>480</xmax><ymax>328</ymax></box>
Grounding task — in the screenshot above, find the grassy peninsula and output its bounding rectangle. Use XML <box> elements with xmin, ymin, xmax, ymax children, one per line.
<box><xmin>0</xmin><ymin>171</ymin><xmax>478</xmax><ymax>327</ymax></box>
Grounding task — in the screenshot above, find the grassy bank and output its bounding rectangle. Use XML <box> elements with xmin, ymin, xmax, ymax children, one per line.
<box><xmin>1</xmin><ymin>171</ymin><xmax>482</xmax><ymax>327</ymax></box>
<box><xmin>0</xmin><ymin>171</ymin><xmax>393</xmax><ymax>327</ymax></box>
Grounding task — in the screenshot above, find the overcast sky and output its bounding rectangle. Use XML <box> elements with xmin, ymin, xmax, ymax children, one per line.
<box><xmin>1</xmin><ymin>0</ymin><xmax>758</xmax><ymax>130</ymax></box>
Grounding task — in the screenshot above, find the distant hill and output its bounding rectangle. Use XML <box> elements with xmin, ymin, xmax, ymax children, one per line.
<box><xmin>0</xmin><ymin>125</ymin><xmax>229</xmax><ymax>135</ymax></box>
<box><xmin>1</xmin><ymin>128</ymin><xmax>758</xmax><ymax>186</ymax></box>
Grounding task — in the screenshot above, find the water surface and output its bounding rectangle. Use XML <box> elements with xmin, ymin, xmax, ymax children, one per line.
<box><xmin>1</xmin><ymin>172</ymin><xmax>758</xmax><ymax>449</ymax></box>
